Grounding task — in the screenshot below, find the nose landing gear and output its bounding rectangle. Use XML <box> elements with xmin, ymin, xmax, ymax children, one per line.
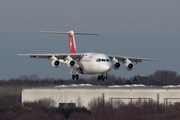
<box><xmin>72</xmin><ymin>74</ymin><xmax>79</xmax><ymax>80</ymax></box>
<box><xmin>98</xmin><ymin>73</ymin><xmax>107</xmax><ymax>81</ymax></box>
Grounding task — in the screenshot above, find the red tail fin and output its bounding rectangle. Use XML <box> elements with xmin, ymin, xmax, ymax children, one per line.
<box><xmin>69</xmin><ymin>32</ymin><xmax>77</xmax><ymax>53</ymax></box>
<box><xmin>40</xmin><ymin>30</ymin><xmax>98</xmax><ymax>54</ymax></box>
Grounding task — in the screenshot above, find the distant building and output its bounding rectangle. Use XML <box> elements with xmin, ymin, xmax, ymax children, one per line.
<box><xmin>22</xmin><ymin>84</ymin><xmax>180</xmax><ymax>108</ymax></box>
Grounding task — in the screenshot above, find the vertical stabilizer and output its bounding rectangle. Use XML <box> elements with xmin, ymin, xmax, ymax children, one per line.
<box><xmin>69</xmin><ymin>31</ymin><xmax>77</xmax><ymax>53</ymax></box>
<box><xmin>40</xmin><ymin>30</ymin><xmax>98</xmax><ymax>54</ymax></box>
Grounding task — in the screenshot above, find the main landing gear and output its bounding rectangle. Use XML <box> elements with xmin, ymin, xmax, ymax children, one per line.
<box><xmin>72</xmin><ymin>74</ymin><xmax>79</xmax><ymax>80</ymax></box>
<box><xmin>98</xmin><ymin>74</ymin><xmax>107</xmax><ymax>81</ymax></box>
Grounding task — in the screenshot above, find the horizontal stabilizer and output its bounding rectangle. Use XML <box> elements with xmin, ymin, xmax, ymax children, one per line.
<box><xmin>40</xmin><ymin>30</ymin><xmax>99</xmax><ymax>35</ymax></box>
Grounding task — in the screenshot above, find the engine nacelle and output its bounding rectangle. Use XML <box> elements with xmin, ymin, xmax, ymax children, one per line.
<box><xmin>67</xmin><ymin>60</ymin><xmax>76</xmax><ymax>68</ymax></box>
<box><xmin>125</xmin><ymin>62</ymin><xmax>134</xmax><ymax>71</ymax></box>
<box><xmin>125</xmin><ymin>63</ymin><xmax>133</xmax><ymax>71</ymax></box>
<box><xmin>113</xmin><ymin>62</ymin><xmax>121</xmax><ymax>70</ymax></box>
<box><xmin>124</xmin><ymin>58</ymin><xmax>133</xmax><ymax>71</ymax></box>
<box><xmin>51</xmin><ymin>59</ymin><xmax>61</xmax><ymax>68</ymax></box>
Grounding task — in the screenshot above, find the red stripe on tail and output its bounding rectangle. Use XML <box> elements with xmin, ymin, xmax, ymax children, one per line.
<box><xmin>69</xmin><ymin>34</ymin><xmax>77</xmax><ymax>53</ymax></box>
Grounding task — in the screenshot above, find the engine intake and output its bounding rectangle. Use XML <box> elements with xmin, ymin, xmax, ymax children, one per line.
<box><xmin>124</xmin><ymin>58</ymin><xmax>133</xmax><ymax>71</ymax></box>
<box><xmin>125</xmin><ymin>63</ymin><xmax>133</xmax><ymax>71</ymax></box>
<box><xmin>67</xmin><ymin>60</ymin><xmax>76</xmax><ymax>68</ymax></box>
<box><xmin>113</xmin><ymin>62</ymin><xmax>120</xmax><ymax>70</ymax></box>
<box><xmin>51</xmin><ymin>59</ymin><xmax>61</xmax><ymax>68</ymax></box>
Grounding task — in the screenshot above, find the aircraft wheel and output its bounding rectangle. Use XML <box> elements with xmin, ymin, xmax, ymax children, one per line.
<box><xmin>101</xmin><ymin>75</ymin><xmax>105</xmax><ymax>81</ymax></box>
<box><xmin>98</xmin><ymin>75</ymin><xmax>106</xmax><ymax>81</ymax></box>
<box><xmin>76</xmin><ymin>74</ymin><xmax>79</xmax><ymax>80</ymax></box>
<box><xmin>98</xmin><ymin>75</ymin><xmax>101</xmax><ymax>81</ymax></box>
<box><xmin>72</xmin><ymin>74</ymin><xmax>76</xmax><ymax>80</ymax></box>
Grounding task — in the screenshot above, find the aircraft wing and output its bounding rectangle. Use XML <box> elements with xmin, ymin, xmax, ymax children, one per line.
<box><xmin>108</xmin><ymin>55</ymin><xmax>158</xmax><ymax>63</ymax></box>
<box><xmin>16</xmin><ymin>53</ymin><xmax>85</xmax><ymax>60</ymax></box>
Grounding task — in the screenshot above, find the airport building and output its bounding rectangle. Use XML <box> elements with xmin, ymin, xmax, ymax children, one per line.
<box><xmin>22</xmin><ymin>84</ymin><xmax>180</xmax><ymax>108</ymax></box>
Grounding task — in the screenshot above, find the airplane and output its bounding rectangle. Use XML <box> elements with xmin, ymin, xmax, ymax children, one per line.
<box><xmin>16</xmin><ymin>30</ymin><xmax>158</xmax><ymax>81</ymax></box>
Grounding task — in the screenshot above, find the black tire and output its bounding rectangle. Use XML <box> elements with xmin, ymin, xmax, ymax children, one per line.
<box><xmin>72</xmin><ymin>74</ymin><xmax>75</xmax><ymax>80</ymax></box>
<box><xmin>101</xmin><ymin>75</ymin><xmax>105</xmax><ymax>81</ymax></box>
<box><xmin>76</xmin><ymin>74</ymin><xmax>79</xmax><ymax>80</ymax></box>
<box><xmin>98</xmin><ymin>75</ymin><xmax>101</xmax><ymax>81</ymax></box>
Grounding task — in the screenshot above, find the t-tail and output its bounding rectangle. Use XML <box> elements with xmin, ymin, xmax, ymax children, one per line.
<box><xmin>40</xmin><ymin>30</ymin><xmax>98</xmax><ymax>53</ymax></box>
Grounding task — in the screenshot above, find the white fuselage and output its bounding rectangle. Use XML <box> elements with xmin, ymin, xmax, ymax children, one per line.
<box><xmin>77</xmin><ymin>53</ymin><xmax>112</xmax><ymax>74</ymax></box>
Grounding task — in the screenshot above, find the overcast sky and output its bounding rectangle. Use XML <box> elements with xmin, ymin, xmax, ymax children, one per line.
<box><xmin>0</xmin><ymin>0</ymin><xmax>180</xmax><ymax>80</ymax></box>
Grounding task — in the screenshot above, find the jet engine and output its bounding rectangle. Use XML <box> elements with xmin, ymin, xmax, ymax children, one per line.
<box><xmin>125</xmin><ymin>63</ymin><xmax>133</xmax><ymax>71</ymax></box>
<box><xmin>67</xmin><ymin>60</ymin><xmax>76</xmax><ymax>68</ymax></box>
<box><xmin>124</xmin><ymin>58</ymin><xmax>133</xmax><ymax>71</ymax></box>
<box><xmin>51</xmin><ymin>59</ymin><xmax>61</xmax><ymax>68</ymax></box>
<box><xmin>113</xmin><ymin>62</ymin><xmax>121</xmax><ymax>70</ymax></box>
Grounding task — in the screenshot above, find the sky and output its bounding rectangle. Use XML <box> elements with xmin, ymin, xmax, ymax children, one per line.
<box><xmin>0</xmin><ymin>0</ymin><xmax>180</xmax><ymax>80</ymax></box>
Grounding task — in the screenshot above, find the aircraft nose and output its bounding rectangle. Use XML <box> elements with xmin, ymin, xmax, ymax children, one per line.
<box><xmin>103</xmin><ymin>62</ymin><xmax>112</xmax><ymax>72</ymax></box>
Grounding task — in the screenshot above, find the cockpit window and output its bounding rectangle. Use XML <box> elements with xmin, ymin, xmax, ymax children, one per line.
<box><xmin>102</xmin><ymin>59</ymin><xmax>105</xmax><ymax>62</ymax></box>
<box><xmin>96</xmin><ymin>58</ymin><xmax>110</xmax><ymax>62</ymax></box>
<box><xmin>106</xmin><ymin>59</ymin><xmax>110</xmax><ymax>62</ymax></box>
<box><xmin>96</xmin><ymin>59</ymin><xmax>100</xmax><ymax>62</ymax></box>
